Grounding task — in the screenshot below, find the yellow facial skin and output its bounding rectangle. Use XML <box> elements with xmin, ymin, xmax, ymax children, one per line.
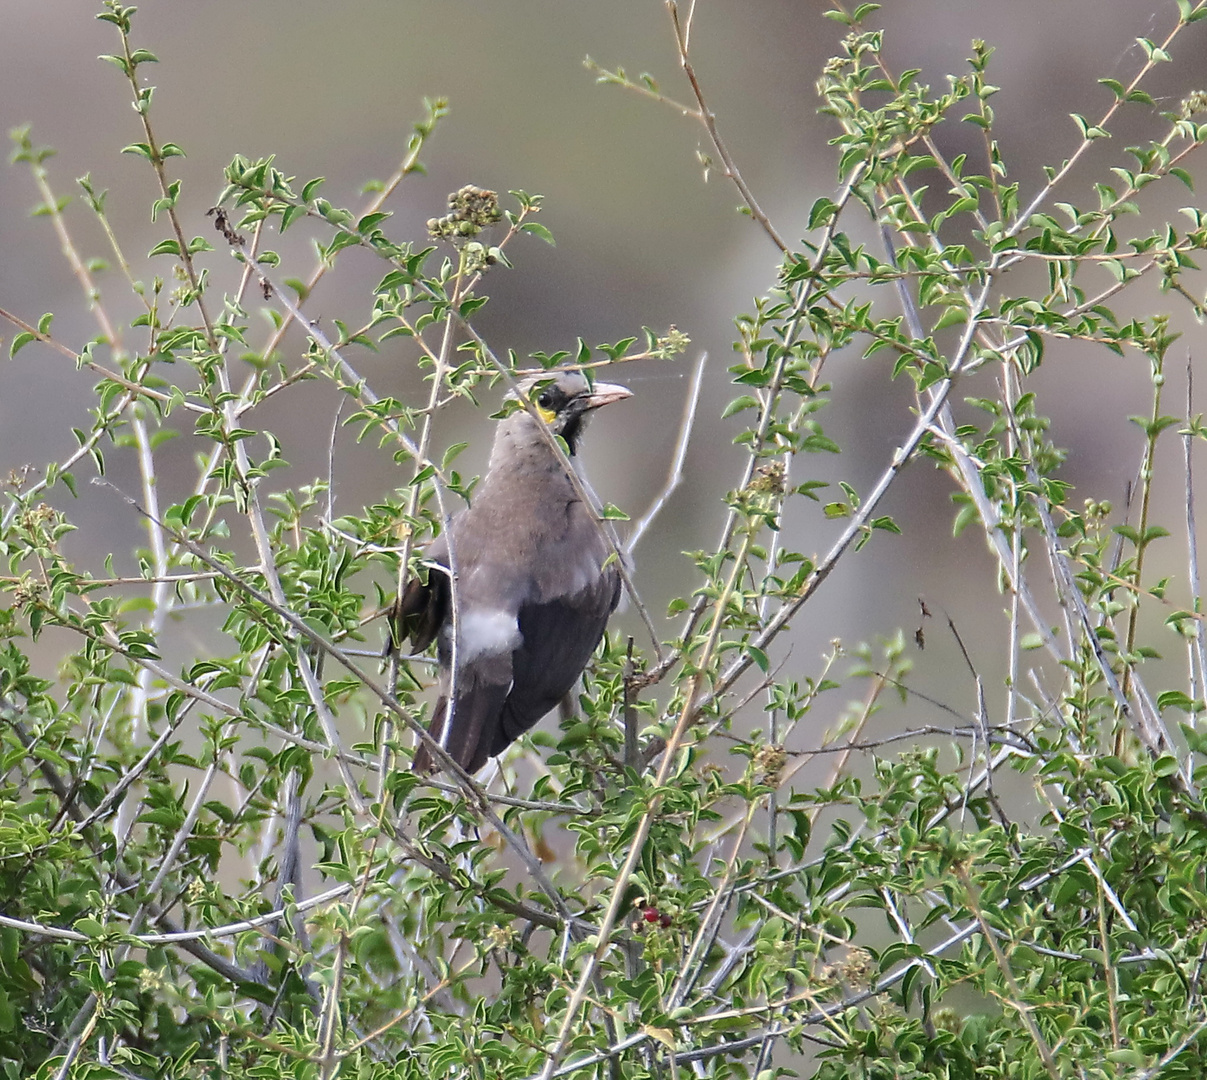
<box><xmin>531</xmin><ymin>386</ymin><xmax>557</xmax><ymax>425</ymax></box>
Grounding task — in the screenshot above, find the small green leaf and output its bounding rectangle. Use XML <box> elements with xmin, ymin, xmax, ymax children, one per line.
<box><xmin>520</xmin><ymin>221</ymin><xmax>556</xmax><ymax>245</ymax></box>
<box><xmin>932</xmin><ymin>306</ymin><xmax>967</xmax><ymax>332</ymax></box>
<box><xmin>722</xmin><ymin>395</ymin><xmax>760</xmax><ymax>418</ymax></box>
<box><xmin>98</xmin><ymin>52</ymin><xmax>131</xmax><ymax>75</ymax></box>
<box><xmin>9</xmin><ymin>332</ymin><xmax>35</xmax><ymax>358</ymax></box>
<box><xmin>1159</xmin><ymin>690</ymin><xmax>1194</xmax><ymax>711</ymax></box>
<box><xmin>808</xmin><ymin>197</ymin><xmax>838</xmax><ymax>229</ymax></box>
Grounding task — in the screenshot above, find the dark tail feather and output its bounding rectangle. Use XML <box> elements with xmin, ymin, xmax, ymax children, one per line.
<box><xmin>411</xmin><ymin>697</ymin><xmax>448</xmax><ymax>774</ymax></box>
<box><xmin>412</xmin><ymin>661</ymin><xmax>512</xmax><ymax>775</ymax></box>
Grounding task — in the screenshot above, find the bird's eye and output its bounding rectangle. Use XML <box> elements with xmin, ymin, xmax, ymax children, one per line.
<box><xmin>536</xmin><ymin>391</ymin><xmax>552</xmax><ymax>409</ymax></box>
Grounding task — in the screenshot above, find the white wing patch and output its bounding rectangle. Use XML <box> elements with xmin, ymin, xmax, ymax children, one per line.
<box><xmin>456</xmin><ymin>609</ymin><xmax>522</xmax><ymax>661</ymax></box>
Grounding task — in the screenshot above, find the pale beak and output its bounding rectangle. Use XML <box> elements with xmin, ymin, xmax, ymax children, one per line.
<box><xmin>583</xmin><ymin>382</ymin><xmax>633</xmax><ymax>410</ymax></box>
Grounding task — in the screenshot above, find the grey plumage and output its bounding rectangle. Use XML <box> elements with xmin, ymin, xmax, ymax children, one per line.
<box><xmin>392</xmin><ymin>371</ymin><xmax>630</xmax><ymax>774</ymax></box>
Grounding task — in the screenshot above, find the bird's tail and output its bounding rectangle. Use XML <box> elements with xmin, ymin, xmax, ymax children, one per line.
<box><xmin>412</xmin><ymin>657</ymin><xmax>512</xmax><ymax>775</ymax></box>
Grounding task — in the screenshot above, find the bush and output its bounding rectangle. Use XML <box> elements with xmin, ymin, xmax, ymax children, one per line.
<box><xmin>6</xmin><ymin>2</ymin><xmax>1207</xmax><ymax>1077</ymax></box>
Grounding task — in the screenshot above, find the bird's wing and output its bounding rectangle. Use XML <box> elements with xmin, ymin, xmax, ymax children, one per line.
<box><xmin>491</xmin><ymin>567</ymin><xmax>621</xmax><ymax>758</ymax></box>
<box><xmin>389</xmin><ymin>540</ymin><xmax>450</xmax><ymax>654</ymax></box>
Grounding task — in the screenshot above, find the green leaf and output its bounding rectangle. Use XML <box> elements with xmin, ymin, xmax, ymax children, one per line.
<box><xmin>1159</xmin><ymin>690</ymin><xmax>1194</xmax><ymax>711</ymax></box>
<box><xmin>721</xmin><ymin>395</ymin><xmax>760</xmax><ymax>418</ymax></box>
<box><xmin>9</xmin><ymin>332</ymin><xmax>35</xmax><ymax>358</ymax></box>
<box><xmin>1181</xmin><ymin>721</ymin><xmax>1207</xmax><ymax>753</ymax></box>
<box><xmin>932</xmin><ymin>306</ymin><xmax>967</xmax><ymax>332</ymax></box>
<box><xmin>98</xmin><ymin>53</ymin><xmax>130</xmax><ymax>75</ymax></box>
<box><xmin>1069</xmin><ymin>113</ymin><xmax>1109</xmax><ymax>140</ymax></box>
<box><xmin>520</xmin><ymin>221</ymin><xmax>556</xmax><ymax>245</ymax></box>
<box><xmin>808</xmin><ymin>197</ymin><xmax>838</xmax><ymax>229</ymax></box>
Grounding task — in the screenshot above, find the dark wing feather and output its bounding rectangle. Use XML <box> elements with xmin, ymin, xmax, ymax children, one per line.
<box><xmin>388</xmin><ymin>542</ymin><xmax>450</xmax><ymax>655</ymax></box>
<box><xmin>488</xmin><ymin>491</ymin><xmax>624</xmax><ymax>759</ymax></box>
<box><xmin>490</xmin><ymin>586</ymin><xmax>614</xmax><ymax>756</ymax></box>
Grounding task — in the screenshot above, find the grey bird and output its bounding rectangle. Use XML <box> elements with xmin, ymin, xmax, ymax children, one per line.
<box><xmin>391</xmin><ymin>371</ymin><xmax>632</xmax><ymax>774</ymax></box>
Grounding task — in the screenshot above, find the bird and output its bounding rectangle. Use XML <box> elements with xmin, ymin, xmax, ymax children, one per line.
<box><xmin>390</xmin><ymin>370</ymin><xmax>632</xmax><ymax>775</ymax></box>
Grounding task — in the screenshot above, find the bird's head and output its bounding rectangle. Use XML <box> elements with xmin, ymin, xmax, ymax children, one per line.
<box><xmin>507</xmin><ymin>371</ymin><xmax>632</xmax><ymax>454</ymax></box>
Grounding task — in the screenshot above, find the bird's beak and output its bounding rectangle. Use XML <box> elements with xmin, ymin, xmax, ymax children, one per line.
<box><xmin>583</xmin><ymin>382</ymin><xmax>633</xmax><ymax>410</ymax></box>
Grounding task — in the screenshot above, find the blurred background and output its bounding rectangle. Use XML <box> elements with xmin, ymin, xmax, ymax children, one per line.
<box><xmin>2</xmin><ymin>0</ymin><xmax>1206</xmax><ymax>755</ymax></box>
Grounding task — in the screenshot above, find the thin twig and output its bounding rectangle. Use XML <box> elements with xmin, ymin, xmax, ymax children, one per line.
<box><xmin>665</xmin><ymin>1</ymin><xmax>787</xmax><ymax>252</ymax></box>
<box><xmin>954</xmin><ymin>864</ymin><xmax>1061</xmax><ymax>1080</ymax></box>
<box><xmin>628</xmin><ymin>351</ymin><xmax>708</xmax><ymax>552</ymax></box>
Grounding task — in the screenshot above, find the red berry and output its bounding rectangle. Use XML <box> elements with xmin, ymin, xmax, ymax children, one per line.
<box><xmin>659</xmin><ymin>913</ymin><xmax>673</xmax><ymax>928</ymax></box>
<box><xmin>642</xmin><ymin>906</ymin><xmax>659</xmax><ymax>923</ymax></box>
